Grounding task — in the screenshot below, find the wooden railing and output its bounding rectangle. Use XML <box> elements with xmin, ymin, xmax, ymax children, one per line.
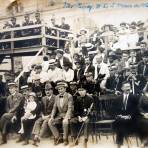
<box><xmin>0</xmin><ymin>23</ymin><xmax>73</xmax><ymax>51</ymax></box>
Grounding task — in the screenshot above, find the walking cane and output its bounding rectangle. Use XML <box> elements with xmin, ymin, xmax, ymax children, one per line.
<box><xmin>73</xmin><ymin>103</ymin><xmax>94</xmax><ymax>145</ymax></box>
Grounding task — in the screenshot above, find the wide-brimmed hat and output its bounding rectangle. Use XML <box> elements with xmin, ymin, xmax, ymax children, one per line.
<box><xmin>80</xmin><ymin>28</ymin><xmax>88</xmax><ymax>34</ymax></box>
<box><xmin>84</xmin><ymin>43</ymin><xmax>94</xmax><ymax>50</ymax></box>
<box><xmin>45</xmin><ymin>83</ymin><xmax>53</xmax><ymax>90</ymax></box>
<box><xmin>56</xmin><ymin>48</ymin><xmax>64</xmax><ymax>54</ymax></box>
<box><xmin>137</xmin><ymin>21</ymin><xmax>144</xmax><ymax>26</ymax></box>
<box><xmin>55</xmin><ymin>81</ymin><xmax>68</xmax><ymax>89</ymax></box>
<box><xmin>85</xmin><ymin>72</ymin><xmax>93</xmax><ymax>77</ymax></box>
<box><xmin>69</xmin><ymin>81</ymin><xmax>77</xmax><ymax>85</ymax></box>
<box><xmin>29</xmin><ymin>92</ymin><xmax>36</xmax><ymax>97</ymax></box>
<box><xmin>49</xmin><ymin>59</ymin><xmax>56</xmax><ymax>65</ymax></box>
<box><xmin>33</xmin><ymin>74</ymin><xmax>40</xmax><ymax>81</ymax></box>
<box><xmin>21</xmin><ymin>85</ymin><xmax>29</xmax><ymax>90</ymax></box>
<box><xmin>8</xmin><ymin>82</ymin><xmax>17</xmax><ymax>87</ymax></box>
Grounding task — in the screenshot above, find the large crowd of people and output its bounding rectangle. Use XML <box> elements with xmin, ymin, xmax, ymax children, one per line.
<box><xmin>0</xmin><ymin>12</ymin><xmax>148</xmax><ymax>148</ymax></box>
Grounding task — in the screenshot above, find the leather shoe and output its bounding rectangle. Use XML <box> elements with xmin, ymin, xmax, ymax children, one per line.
<box><xmin>84</xmin><ymin>139</ymin><xmax>88</xmax><ymax>148</ymax></box>
<box><xmin>22</xmin><ymin>140</ymin><xmax>29</xmax><ymax>145</ymax></box>
<box><xmin>0</xmin><ymin>141</ymin><xmax>7</xmax><ymax>145</ymax></box>
<box><xmin>64</xmin><ymin>139</ymin><xmax>69</xmax><ymax>146</ymax></box>
<box><xmin>54</xmin><ymin>137</ymin><xmax>63</xmax><ymax>145</ymax></box>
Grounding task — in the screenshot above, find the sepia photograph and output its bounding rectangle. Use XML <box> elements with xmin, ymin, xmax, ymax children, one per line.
<box><xmin>0</xmin><ymin>0</ymin><xmax>148</xmax><ymax>148</ymax></box>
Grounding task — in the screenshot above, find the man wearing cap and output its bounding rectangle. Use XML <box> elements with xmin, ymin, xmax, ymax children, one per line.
<box><xmin>62</xmin><ymin>59</ymin><xmax>74</xmax><ymax>82</ymax></box>
<box><xmin>138</xmin><ymin>50</ymin><xmax>148</xmax><ymax>78</ymax></box>
<box><xmin>10</xmin><ymin>17</ymin><xmax>21</xmax><ymax>38</ymax></box>
<box><xmin>55</xmin><ymin>49</ymin><xmax>63</xmax><ymax>68</ymax></box>
<box><xmin>22</xmin><ymin>13</ymin><xmax>34</xmax><ymax>46</ymax></box>
<box><xmin>46</xmin><ymin>16</ymin><xmax>59</xmax><ymax>46</ymax></box>
<box><xmin>34</xmin><ymin>65</ymin><xmax>49</xmax><ymax>84</ymax></box>
<box><xmin>70</xmin><ymin>87</ymin><xmax>94</xmax><ymax>147</ymax></box>
<box><xmin>48</xmin><ymin>59</ymin><xmax>64</xmax><ymax>83</ymax></box>
<box><xmin>81</xmin><ymin>72</ymin><xmax>97</xmax><ymax>95</ymax></box>
<box><xmin>127</xmin><ymin>24</ymin><xmax>139</xmax><ymax>48</ymax></box>
<box><xmin>0</xmin><ymin>82</ymin><xmax>23</xmax><ymax>145</ymax></box>
<box><xmin>78</xmin><ymin>28</ymin><xmax>88</xmax><ymax>56</ymax></box>
<box><xmin>84</xmin><ymin>57</ymin><xmax>95</xmax><ymax>78</ymax></box>
<box><xmin>33</xmin><ymin>11</ymin><xmax>42</xmax><ymax>45</ymax></box>
<box><xmin>59</xmin><ymin>17</ymin><xmax>70</xmax><ymax>48</ymax></box>
<box><xmin>73</xmin><ymin>60</ymin><xmax>85</xmax><ymax>83</ymax></box>
<box><xmin>32</xmin><ymin>83</ymin><xmax>55</xmax><ymax>146</ymax></box>
<box><xmin>94</xmin><ymin>54</ymin><xmax>110</xmax><ymax>91</ymax></box>
<box><xmin>48</xmin><ymin>81</ymin><xmax>73</xmax><ymax>145</ymax></box>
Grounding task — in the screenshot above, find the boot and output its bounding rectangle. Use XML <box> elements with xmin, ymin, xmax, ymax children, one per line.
<box><xmin>16</xmin><ymin>134</ymin><xmax>24</xmax><ymax>143</ymax></box>
<box><xmin>32</xmin><ymin>136</ymin><xmax>40</xmax><ymax>146</ymax></box>
<box><xmin>54</xmin><ymin>137</ymin><xmax>63</xmax><ymax>145</ymax></box>
<box><xmin>22</xmin><ymin>139</ymin><xmax>29</xmax><ymax>145</ymax></box>
<box><xmin>64</xmin><ymin>138</ymin><xmax>69</xmax><ymax>146</ymax></box>
<box><xmin>0</xmin><ymin>134</ymin><xmax>7</xmax><ymax>145</ymax></box>
<box><xmin>84</xmin><ymin>139</ymin><xmax>88</xmax><ymax>148</ymax></box>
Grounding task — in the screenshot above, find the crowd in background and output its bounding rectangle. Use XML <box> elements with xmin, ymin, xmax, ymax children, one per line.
<box><xmin>0</xmin><ymin>12</ymin><xmax>148</xmax><ymax>148</ymax></box>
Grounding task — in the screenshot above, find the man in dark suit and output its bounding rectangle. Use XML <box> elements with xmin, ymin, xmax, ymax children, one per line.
<box><xmin>48</xmin><ymin>81</ymin><xmax>73</xmax><ymax>145</ymax></box>
<box><xmin>73</xmin><ymin>60</ymin><xmax>84</xmax><ymax>83</ymax></box>
<box><xmin>22</xmin><ymin>13</ymin><xmax>34</xmax><ymax>47</ymax></box>
<box><xmin>32</xmin><ymin>83</ymin><xmax>55</xmax><ymax>146</ymax></box>
<box><xmin>138</xmin><ymin>51</ymin><xmax>148</xmax><ymax>78</ymax></box>
<box><xmin>113</xmin><ymin>81</ymin><xmax>139</xmax><ymax>148</ymax></box>
<box><xmin>0</xmin><ymin>82</ymin><xmax>23</xmax><ymax>145</ymax></box>
<box><xmin>59</xmin><ymin>17</ymin><xmax>70</xmax><ymax>48</ymax></box>
<box><xmin>10</xmin><ymin>16</ymin><xmax>21</xmax><ymax>48</ymax></box>
<box><xmin>70</xmin><ymin>87</ymin><xmax>94</xmax><ymax>147</ymax></box>
<box><xmin>84</xmin><ymin>57</ymin><xmax>95</xmax><ymax>78</ymax></box>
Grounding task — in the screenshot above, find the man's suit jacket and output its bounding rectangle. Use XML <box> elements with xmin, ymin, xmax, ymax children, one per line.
<box><xmin>84</xmin><ymin>64</ymin><xmax>95</xmax><ymax>77</ymax></box>
<box><xmin>51</xmin><ymin>92</ymin><xmax>73</xmax><ymax>120</ymax></box>
<box><xmin>6</xmin><ymin>92</ymin><xmax>23</xmax><ymax>114</ymax></box>
<box><xmin>115</xmin><ymin>93</ymin><xmax>139</xmax><ymax>119</ymax></box>
<box><xmin>42</xmin><ymin>95</ymin><xmax>55</xmax><ymax>116</ymax></box>
<box><xmin>73</xmin><ymin>68</ymin><xmax>84</xmax><ymax>82</ymax></box>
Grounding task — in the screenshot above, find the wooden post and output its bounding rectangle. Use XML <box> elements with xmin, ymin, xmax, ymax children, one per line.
<box><xmin>41</xmin><ymin>23</ymin><xmax>46</xmax><ymax>56</ymax></box>
<box><xmin>57</xmin><ymin>30</ymin><xmax>60</xmax><ymax>48</ymax></box>
<box><xmin>10</xmin><ymin>56</ymin><xmax>14</xmax><ymax>74</ymax></box>
<box><xmin>41</xmin><ymin>23</ymin><xmax>46</xmax><ymax>46</ymax></box>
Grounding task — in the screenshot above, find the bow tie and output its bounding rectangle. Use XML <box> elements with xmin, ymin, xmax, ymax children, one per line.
<box><xmin>59</xmin><ymin>95</ymin><xmax>64</xmax><ymax>98</ymax></box>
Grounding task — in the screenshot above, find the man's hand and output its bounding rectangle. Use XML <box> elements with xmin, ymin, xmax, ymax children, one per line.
<box><xmin>82</xmin><ymin>116</ymin><xmax>88</xmax><ymax>122</ymax></box>
<box><xmin>78</xmin><ymin>116</ymin><xmax>83</xmax><ymax>122</ymax></box>
<box><xmin>117</xmin><ymin>115</ymin><xmax>131</xmax><ymax>120</ymax></box>
<box><xmin>11</xmin><ymin>116</ymin><xmax>17</xmax><ymax>123</ymax></box>
<box><xmin>42</xmin><ymin>114</ymin><xmax>49</xmax><ymax>120</ymax></box>
<box><xmin>49</xmin><ymin>117</ymin><xmax>54</xmax><ymax>123</ymax></box>
<box><xmin>144</xmin><ymin>113</ymin><xmax>148</xmax><ymax>119</ymax></box>
<box><xmin>63</xmin><ymin>118</ymin><xmax>69</xmax><ymax>124</ymax></box>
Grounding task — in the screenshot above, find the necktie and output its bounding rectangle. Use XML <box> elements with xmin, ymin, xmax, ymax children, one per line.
<box><xmin>123</xmin><ymin>94</ymin><xmax>128</xmax><ymax>110</ymax></box>
<box><xmin>60</xmin><ymin>96</ymin><xmax>64</xmax><ymax>108</ymax></box>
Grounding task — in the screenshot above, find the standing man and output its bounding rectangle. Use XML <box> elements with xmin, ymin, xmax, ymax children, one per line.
<box><xmin>113</xmin><ymin>81</ymin><xmax>139</xmax><ymax>148</ymax></box>
<box><xmin>48</xmin><ymin>81</ymin><xmax>73</xmax><ymax>145</ymax></box>
<box><xmin>0</xmin><ymin>82</ymin><xmax>23</xmax><ymax>145</ymax></box>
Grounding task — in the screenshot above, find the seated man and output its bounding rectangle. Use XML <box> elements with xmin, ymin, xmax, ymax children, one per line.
<box><xmin>32</xmin><ymin>83</ymin><xmax>55</xmax><ymax>146</ymax></box>
<box><xmin>70</xmin><ymin>87</ymin><xmax>94</xmax><ymax>148</ymax></box>
<box><xmin>0</xmin><ymin>82</ymin><xmax>23</xmax><ymax>145</ymax></box>
<box><xmin>48</xmin><ymin>81</ymin><xmax>73</xmax><ymax>145</ymax></box>
<box><xmin>113</xmin><ymin>81</ymin><xmax>139</xmax><ymax>148</ymax></box>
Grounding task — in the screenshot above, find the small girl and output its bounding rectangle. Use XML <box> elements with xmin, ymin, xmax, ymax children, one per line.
<box><xmin>18</xmin><ymin>92</ymin><xmax>37</xmax><ymax>134</ymax></box>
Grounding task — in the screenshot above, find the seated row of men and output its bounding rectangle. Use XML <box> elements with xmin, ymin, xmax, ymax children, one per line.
<box><xmin>1</xmin><ymin>79</ymin><xmax>148</xmax><ymax>148</ymax></box>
